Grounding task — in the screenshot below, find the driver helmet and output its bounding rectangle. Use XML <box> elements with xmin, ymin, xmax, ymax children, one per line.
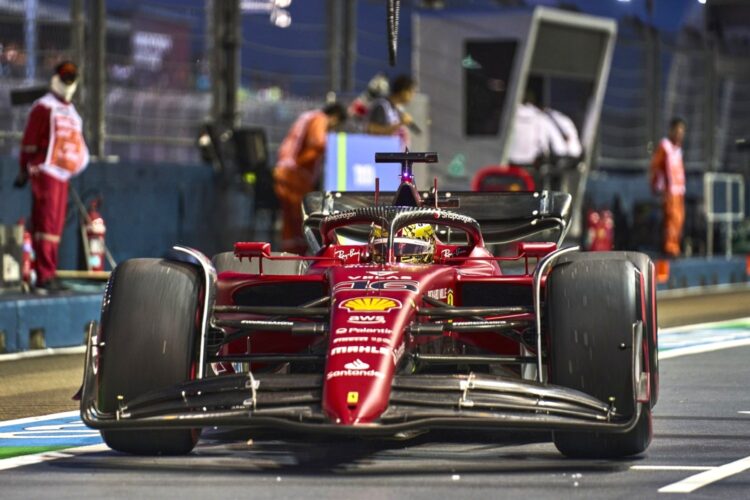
<box><xmin>370</xmin><ymin>223</ymin><xmax>435</xmax><ymax>264</ymax></box>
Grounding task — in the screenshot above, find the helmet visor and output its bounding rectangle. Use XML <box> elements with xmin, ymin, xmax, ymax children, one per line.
<box><xmin>371</xmin><ymin>237</ymin><xmax>433</xmax><ymax>262</ymax></box>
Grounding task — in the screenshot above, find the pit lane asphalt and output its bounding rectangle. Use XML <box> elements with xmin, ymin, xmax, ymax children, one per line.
<box><xmin>2</xmin><ymin>331</ymin><xmax>750</xmax><ymax>498</ymax></box>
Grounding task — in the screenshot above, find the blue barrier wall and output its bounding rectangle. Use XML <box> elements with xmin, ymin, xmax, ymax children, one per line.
<box><xmin>0</xmin><ymin>293</ymin><xmax>102</xmax><ymax>353</ymax></box>
<box><xmin>0</xmin><ymin>156</ymin><xmax>246</xmax><ymax>268</ymax></box>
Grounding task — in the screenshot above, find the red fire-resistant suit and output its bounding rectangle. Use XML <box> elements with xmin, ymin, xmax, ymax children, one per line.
<box><xmin>273</xmin><ymin>110</ymin><xmax>329</xmax><ymax>254</ymax></box>
<box><xmin>649</xmin><ymin>138</ymin><xmax>685</xmax><ymax>257</ymax></box>
<box><xmin>19</xmin><ymin>92</ymin><xmax>89</xmax><ymax>284</ymax></box>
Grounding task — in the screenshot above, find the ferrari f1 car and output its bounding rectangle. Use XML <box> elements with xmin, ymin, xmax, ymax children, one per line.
<box><xmin>80</xmin><ymin>152</ymin><xmax>658</xmax><ymax>458</ymax></box>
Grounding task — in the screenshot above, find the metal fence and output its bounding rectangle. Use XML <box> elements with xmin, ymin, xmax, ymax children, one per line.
<box><xmin>0</xmin><ymin>75</ymin><xmax>319</xmax><ymax>164</ymax></box>
<box><xmin>598</xmin><ymin>22</ymin><xmax>750</xmax><ymax>175</ymax></box>
<box><xmin>2</xmin><ymin>2</ymin><xmax>750</xmax><ymax>173</ymax></box>
<box><xmin>0</xmin><ymin>0</ymin><xmax>325</xmax><ymax>166</ymax></box>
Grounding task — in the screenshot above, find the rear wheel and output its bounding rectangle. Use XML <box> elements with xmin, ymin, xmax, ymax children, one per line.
<box><xmin>547</xmin><ymin>257</ymin><xmax>652</xmax><ymax>458</ymax></box>
<box><xmin>98</xmin><ymin>258</ymin><xmax>202</xmax><ymax>455</ymax></box>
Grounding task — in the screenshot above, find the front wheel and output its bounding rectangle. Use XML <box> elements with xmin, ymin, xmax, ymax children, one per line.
<box><xmin>547</xmin><ymin>258</ymin><xmax>652</xmax><ymax>458</ymax></box>
<box><xmin>97</xmin><ymin>258</ymin><xmax>203</xmax><ymax>455</ymax></box>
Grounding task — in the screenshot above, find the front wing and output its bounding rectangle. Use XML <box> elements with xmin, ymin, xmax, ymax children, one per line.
<box><xmin>80</xmin><ymin>326</ymin><xmax>644</xmax><ymax>437</ymax></box>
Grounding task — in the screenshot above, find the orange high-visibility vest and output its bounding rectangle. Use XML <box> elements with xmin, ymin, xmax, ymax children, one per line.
<box><xmin>650</xmin><ymin>138</ymin><xmax>685</xmax><ymax>196</ymax></box>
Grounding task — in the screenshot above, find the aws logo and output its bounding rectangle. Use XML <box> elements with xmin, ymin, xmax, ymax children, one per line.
<box><xmin>339</xmin><ymin>297</ymin><xmax>402</xmax><ymax>312</ymax></box>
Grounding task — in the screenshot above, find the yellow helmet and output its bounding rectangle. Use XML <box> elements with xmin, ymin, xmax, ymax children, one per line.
<box><xmin>370</xmin><ymin>223</ymin><xmax>435</xmax><ymax>264</ymax></box>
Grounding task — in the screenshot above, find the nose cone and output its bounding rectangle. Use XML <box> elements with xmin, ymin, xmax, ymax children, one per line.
<box><xmin>325</xmin><ymin>358</ymin><xmax>392</xmax><ymax>424</ymax></box>
<box><xmin>322</xmin><ymin>264</ymin><xmax>450</xmax><ymax>425</ymax></box>
<box><xmin>323</xmin><ymin>286</ymin><xmax>411</xmax><ymax>425</ymax></box>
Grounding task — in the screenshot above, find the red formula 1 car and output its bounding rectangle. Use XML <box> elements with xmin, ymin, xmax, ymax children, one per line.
<box><xmin>80</xmin><ymin>152</ymin><xmax>658</xmax><ymax>459</ymax></box>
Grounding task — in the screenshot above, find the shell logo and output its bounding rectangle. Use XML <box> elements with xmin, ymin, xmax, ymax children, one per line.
<box><xmin>339</xmin><ymin>297</ymin><xmax>402</xmax><ymax>312</ymax></box>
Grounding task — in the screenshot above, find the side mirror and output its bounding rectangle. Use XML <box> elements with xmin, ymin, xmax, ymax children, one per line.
<box><xmin>234</xmin><ymin>242</ymin><xmax>271</xmax><ymax>260</ymax></box>
<box><xmin>517</xmin><ymin>242</ymin><xmax>557</xmax><ymax>259</ymax></box>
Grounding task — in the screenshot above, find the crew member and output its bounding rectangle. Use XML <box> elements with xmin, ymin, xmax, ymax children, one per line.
<box><xmin>650</xmin><ymin>117</ymin><xmax>687</xmax><ymax>257</ymax></box>
<box><xmin>544</xmin><ymin>107</ymin><xmax>582</xmax><ymax>164</ymax></box>
<box><xmin>366</xmin><ymin>74</ymin><xmax>416</xmax><ymax>147</ymax></box>
<box><xmin>14</xmin><ymin>61</ymin><xmax>89</xmax><ymax>293</ymax></box>
<box><xmin>273</xmin><ymin>102</ymin><xmax>347</xmax><ymax>254</ymax></box>
<box><xmin>348</xmin><ymin>73</ymin><xmax>389</xmax><ymax>131</ymax></box>
<box><xmin>507</xmin><ymin>89</ymin><xmax>582</xmax><ymax>191</ymax></box>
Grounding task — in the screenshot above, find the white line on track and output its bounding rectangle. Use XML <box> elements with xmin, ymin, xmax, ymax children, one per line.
<box><xmin>659</xmin><ymin>338</ymin><xmax>750</xmax><ymax>360</ymax></box>
<box><xmin>0</xmin><ymin>346</ymin><xmax>85</xmax><ymax>362</ymax></box>
<box><xmin>0</xmin><ymin>443</ymin><xmax>108</xmax><ymax>472</ymax></box>
<box><xmin>631</xmin><ymin>466</ymin><xmax>715</xmax><ymax>472</ymax></box>
<box><xmin>659</xmin><ymin>456</ymin><xmax>750</xmax><ymax>493</ymax></box>
<box><xmin>658</xmin><ymin>317</ymin><xmax>750</xmax><ymax>335</ymax></box>
<box><xmin>0</xmin><ymin>410</ymin><xmax>79</xmax><ymax>428</ymax></box>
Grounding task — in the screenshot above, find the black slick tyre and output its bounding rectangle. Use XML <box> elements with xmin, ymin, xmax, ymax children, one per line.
<box><xmin>547</xmin><ymin>257</ymin><xmax>652</xmax><ymax>458</ymax></box>
<box><xmin>97</xmin><ymin>258</ymin><xmax>202</xmax><ymax>455</ymax></box>
<box><xmin>557</xmin><ymin>251</ymin><xmax>658</xmax><ymax>407</ymax></box>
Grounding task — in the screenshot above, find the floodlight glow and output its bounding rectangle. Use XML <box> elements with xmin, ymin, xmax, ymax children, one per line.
<box><xmin>271</xmin><ymin>9</ymin><xmax>292</xmax><ymax>28</ymax></box>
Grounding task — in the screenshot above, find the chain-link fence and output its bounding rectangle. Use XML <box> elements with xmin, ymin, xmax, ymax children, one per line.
<box><xmin>2</xmin><ymin>2</ymin><xmax>750</xmax><ymax>173</ymax></box>
<box><xmin>598</xmin><ymin>20</ymin><xmax>750</xmax><ymax>175</ymax></box>
<box><xmin>0</xmin><ymin>1</ymin><xmax>333</xmax><ymax>166</ymax></box>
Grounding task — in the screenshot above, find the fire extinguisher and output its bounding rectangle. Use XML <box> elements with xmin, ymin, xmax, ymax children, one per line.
<box><xmin>18</xmin><ymin>217</ymin><xmax>36</xmax><ymax>287</ymax></box>
<box><xmin>85</xmin><ymin>199</ymin><xmax>106</xmax><ymax>272</ymax></box>
<box><xmin>586</xmin><ymin>209</ymin><xmax>615</xmax><ymax>252</ymax></box>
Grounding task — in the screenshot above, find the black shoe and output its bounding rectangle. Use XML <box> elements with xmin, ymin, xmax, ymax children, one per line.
<box><xmin>34</xmin><ymin>279</ymin><xmax>70</xmax><ymax>295</ymax></box>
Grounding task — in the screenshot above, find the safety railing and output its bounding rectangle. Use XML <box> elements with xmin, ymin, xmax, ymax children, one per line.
<box><xmin>704</xmin><ymin>172</ymin><xmax>745</xmax><ymax>257</ymax></box>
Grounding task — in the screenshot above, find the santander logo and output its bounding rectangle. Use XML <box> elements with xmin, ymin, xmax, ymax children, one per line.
<box><xmin>344</xmin><ymin>359</ymin><xmax>369</xmax><ymax>370</ymax></box>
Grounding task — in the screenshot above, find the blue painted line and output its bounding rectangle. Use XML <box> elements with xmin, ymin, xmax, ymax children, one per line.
<box><xmin>659</xmin><ymin>327</ymin><xmax>750</xmax><ymax>352</ymax></box>
<box><xmin>0</xmin><ymin>412</ymin><xmax>102</xmax><ymax>449</ymax></box>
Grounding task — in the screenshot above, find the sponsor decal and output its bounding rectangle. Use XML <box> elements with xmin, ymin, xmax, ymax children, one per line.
<box><xmin>447</xmin><ymin>289</ymin><xmax>454</xmax><ymax>306</ymax></box>
<box><xmin>325</xmin><ymin>211</ymin><xmax>356</xmax><ymax>222</ymax></box>
<box><xmin>332</xmin><ymin>336</ymin><xmax>369</xmax><ymax>343</ymax></box>
<box><xmin>392</xmin><ymin>343</ymin><xmax>405</xmax><ymax>366</ymax></box>
<box><xmin>331</xmin><ymin>345</ymin><xmax>390</xmax><ymax>356</ymax></box>
<box><xmin>335</xmin><ymin>280</ymin><xmax>418</xmax><ymax>293</ymax></box>
<box><xmin>334</xmin><ymin>248</ymin><xmax>361</xmax><ymax>260</ymax></box>
<box><xmin>335</xmin><ymin>327</ymin><xmax>392</xmax><ymax>335</ymax></box>
<box><xmin>440</xmin><ymin>249</ymin><xmax>453</xmax><ymax>259</ymax></box>
<box><xmin>434</xmin><ymin>211</ymin><xmax>475</xmax><ymax>224</ymax></box>
<box><xmin>347</xmin><ymin>314</ymin><xmax>387</xmax><ymax>324</ymax></box>
<box><xmin>347</xmin><ymin>391</ymin><xmax>359</xmax><ymax>405</ymax></box>
<box><xmin>326</xmin><ymin>369</ymin><xmax>384</xmax><ymax>380</ymax></box>
<box><xmin>347</xmin><ymin>274</ymin><xmax>412</xmax><ymax>280</ymax></box>
<box><xmin>332</xmin><ymin>335</ymin><xmax>391</xmax><ymax>344</ymax></box>
<box><xmin>367</xmin><ymin>270</ymin><xmax>398</xmax><ymax>277</ymax></box>
<box><xmin>427</xmin><ymin>288</ymin><xmax>451</xmax><ymax>300</ymax></box>
<box><xmin>340</xmin><ymin>297</ymin><xmax>402</xmax><ymax>312</ymax></box>
<box><xmin>344</xmin><ymin>359</ymin><xmax>369</xmax><ymax>370</ymax></box>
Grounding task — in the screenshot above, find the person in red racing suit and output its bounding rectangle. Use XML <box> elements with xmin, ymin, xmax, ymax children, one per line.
<box><xmin>14</xmin><ymin>61</ymin><xmax>90</xmax><ymax>293</ymax></box>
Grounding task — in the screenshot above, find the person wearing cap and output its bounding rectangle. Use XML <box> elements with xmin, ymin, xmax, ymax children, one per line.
<box><xmin>14</xmin><ymin>61</ymin><xmax>89</xmax><ymax>293</ymax></box>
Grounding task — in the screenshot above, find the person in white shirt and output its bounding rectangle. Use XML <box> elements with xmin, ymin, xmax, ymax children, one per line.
<box><xmin>507</xmin><ymin>101</ymin><xmax>550</xmax><ymax>166</ymax></box>
<box><xmin>507</xmin><ymin>88</ymin><xmax>582</xmax><ymax>190</ymax></box>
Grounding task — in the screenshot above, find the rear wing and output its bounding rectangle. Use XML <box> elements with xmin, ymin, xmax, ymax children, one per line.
<box><xmin>302</xmin><ymin>190</ymin><xmax>572</xmax><ymax>246</ymax></box>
